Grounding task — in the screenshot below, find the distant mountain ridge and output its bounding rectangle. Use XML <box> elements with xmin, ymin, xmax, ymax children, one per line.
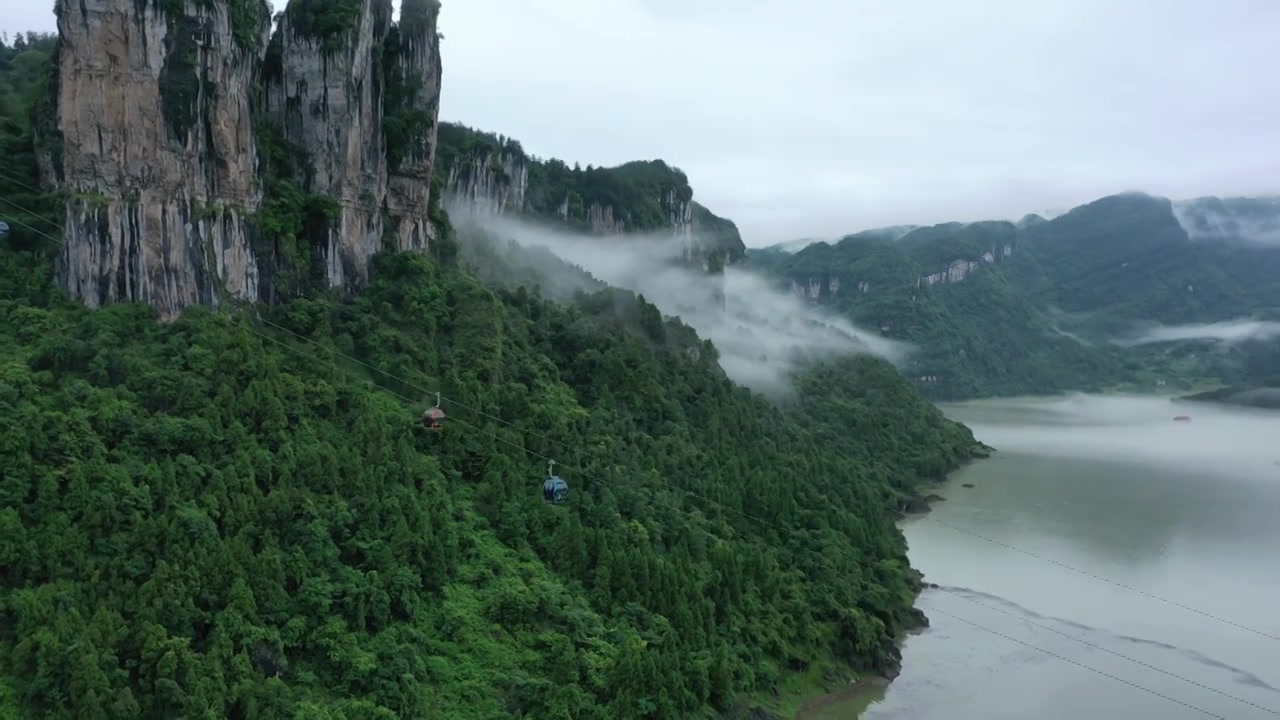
<box><xmin>749</xmin><ymin>191</ymin><xmax>1280</xmax><ymax>400</ymax></box>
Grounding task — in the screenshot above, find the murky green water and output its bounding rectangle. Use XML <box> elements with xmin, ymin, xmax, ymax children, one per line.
<box><xmin>824</xmin><ymin>394</ymin><xmax>1280</xmax><ymax>719</ymax></box>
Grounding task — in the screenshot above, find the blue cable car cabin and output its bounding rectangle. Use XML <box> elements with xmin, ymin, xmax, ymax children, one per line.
<box><xmin>543</xmin><ymin>477</ymin><xmax>569</xmax><ymax>504</ymax></box>
<box><xmin>542</xmin><ymin>460</ymin><xmax>569</xmax><ymax>504</ymax></box>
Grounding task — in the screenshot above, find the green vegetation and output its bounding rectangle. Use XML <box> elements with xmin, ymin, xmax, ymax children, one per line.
<box><xmin>156</xmin><ymin>11</ymin><xmax>211</xmax><ymax>146</ymax></box>
<box><xmin>752</xmin><ymin>192</ymin><xmax>1280</xmax><ymax>400</ymax></box>
<box><xmin>284</xmin><ymin>0</ymin><xmax>382</xmax><ymax>52</ymax></box>
<box><xmin>398</xmin><ymin>0</ymin><xmax>442</xmax><ymax>36</ymax></box>
<box><xmin>154</xmin><ymin>0</ymin><xmax>271</xmax><ymax>52</ymax></box>
<box><xmin>0</xmin><ymin>25</ymin><xmax>983</xmax><ymax>720</ymax></box>
<box><xmin>249</xmin><ymin>119</ymin><xmax>341</xmax><ymax>301</ymax></box>
<box><xmin>227</xmin><ymin>0</ymin><xmax>273</xmax><ymax>53</ymax></box>
<box><xmin>380</xmin><ymin>11</ymin><xmax>439</xmax><ymax>175</ymax></box>
<box><xmin>0</xmin><ymin>228</ymin><xmax>980</xmax><ymax>720</ymax></box>
<box><xmin>0</xmin><ymin>34</ymin><xmax>60</xmax><ymax>261</ymax></box>
<box><xmin>1177</xmin><ymin>340</ymin><xmax>1280</xmax><ymax>409</ymax></box>
<box><xmin>435</xmin><ymin>122</ymin><xmax>747</xmax><ymax>264</ymax></box>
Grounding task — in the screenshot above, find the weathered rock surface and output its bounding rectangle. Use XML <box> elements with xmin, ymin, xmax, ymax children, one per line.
<box><xmin>40</xmin><ymin>0</ymin><xmax>444</xmax><ymax>319</ymax></box>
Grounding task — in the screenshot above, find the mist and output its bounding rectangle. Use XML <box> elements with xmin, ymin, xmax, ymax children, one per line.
<box><xmin>1046</xmin><ymin>324</ymin><xmax>1093</xmax><ymax>346</ymax></box>
<box><xmin>1112</xmin><ymin>319</ymin><xmax>1280</xmax><ymax>347</ymax></box>
<box><xmin>447</xmin><ymin>207</ymin><xmax>913</xmax><ymax>393</ymax></box>
<box><xmin>942</xmin><ymin>393</ymin><xmax>1280</xmax><ymax>482</ymax></box>
<box><xmin>1172</xmin><ymin>197</ymin><xmax>1280</xmax><ymax>246</ymax></box>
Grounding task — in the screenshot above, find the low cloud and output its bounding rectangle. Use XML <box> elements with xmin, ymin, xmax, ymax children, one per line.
<box><xmin>447</xmin><ymin>205</ymin><xmax>913</xmax><ymax>394</ymax></box>
<box><xmin>1046</xmin><ymin>325</ymin><xmax>1094</xmax><ymax>347</ymax></box>
<box><xmin>1172</xmin><ymin>197</ymin><xmax>1280</xmax><ymax>246</ymax></box>
<box><xmin>1112</xmin><ymin>319</ymin><xmax>1280</xmax><ymax>347</ymax></box>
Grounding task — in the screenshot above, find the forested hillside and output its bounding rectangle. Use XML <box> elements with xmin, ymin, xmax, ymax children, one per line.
<box><xmin>0</xmin><ymin>32</ymin><xmax>58</xmax><ymax>257</ymax></box>
<box><xmin>0</xmin><ymin>25</ymin><xmax>982</xmax><ymax>720</ymax></box>
<box><xmin>752</xmin><ymin>192</ymin><xmax>1280</xmax><ymax>400</ymax></box>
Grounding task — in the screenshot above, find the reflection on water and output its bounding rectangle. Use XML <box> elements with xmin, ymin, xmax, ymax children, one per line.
<box><xmin>824</xmin><ymin>394</ymin><xmax>1280</xmax><ymax>720</ymax></box>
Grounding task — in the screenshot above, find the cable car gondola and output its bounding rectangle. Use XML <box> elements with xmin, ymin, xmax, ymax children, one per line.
<box><xmin>0</xmin><ymin>220</ymin><xmax>9</xmax><ymax>239</ymax></box>
<box><xmin>542</xmin><ymin>459</ymin><xmax>569</xmax><ymax>504</ymax></box>
<box><xmin>422</xmin><ymin>393</ymin><xmax>445</xmax><ymax>431</ymax></box>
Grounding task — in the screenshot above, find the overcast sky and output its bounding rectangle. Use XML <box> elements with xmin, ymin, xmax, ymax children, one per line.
<box><xmin>5</xmin><ymin>1</ymin><xmax>1278</xmax><ymax>246</ymax></box>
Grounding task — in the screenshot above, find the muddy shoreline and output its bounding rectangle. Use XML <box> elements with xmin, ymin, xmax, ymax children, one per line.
<box><xmin>793</xmin><ymin>675</ymin><xmax>891</xmax><ymax>720</ymax></box>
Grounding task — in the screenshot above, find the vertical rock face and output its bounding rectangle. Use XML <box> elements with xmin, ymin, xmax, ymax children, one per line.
<box><xmin>584</xmin><ymin>202</ymin><xmax>625</xmax><ymax>234</ymax></box>
<box><xmin>916</xmin><ymin>243</ymin><xmax>1014</xmax><ymax>287</ymax></box>
<box><xmin>264</xmin><ymin>0</ymin><xmax>392</xmax><ymax>290</ymax></box>
<box><xmin>384</xmin><ymin>0</ymin><xmax>444</xmax><ymax>252</ymax></box>
<box><xmin>45</xmin><ymin>0</ymin><xmax>272</xmax><ymax>320</ymax></box>
<box><xmin>443</xmin><ymin>152</ymin><xmax>529</xmax><ymax>219</ymax></box>
<box><xmin>435</xmin><ymin>125</ymin><xmax>747</xmax><ymax>266</ymax></box>
<box><xmin>40</xmin><ymin>0</ymin><xmax>444</xmax><ymax>318</ymax></box>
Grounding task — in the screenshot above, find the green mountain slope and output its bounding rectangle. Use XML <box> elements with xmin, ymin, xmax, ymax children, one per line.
<box><xmin>0</xmin><ymin>30</ymin><xmax>981</xmax><ymax>720</ymax></box>
<box><xmin>752</xmin><ymin>192</ymin><xmax>1280</xmax><ymax>400</ymax></box>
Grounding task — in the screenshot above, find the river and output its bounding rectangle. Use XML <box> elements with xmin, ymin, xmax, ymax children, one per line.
<box><xmin>812</xmin><ymin>393</ymin><xmax>1280</xmax><ymax>720</ymax></box>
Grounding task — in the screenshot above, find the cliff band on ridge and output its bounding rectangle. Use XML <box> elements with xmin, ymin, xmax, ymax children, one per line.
<box><xmin>37</xmin><ymin>0</ymin><xmax>444</xmax><ymax>320</ymax></box>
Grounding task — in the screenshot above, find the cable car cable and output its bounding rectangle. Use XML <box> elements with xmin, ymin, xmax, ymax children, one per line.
<box><xmin>253</xmin><ymin>309</ymin><xmax>1280</xmax><ymax>650</ymax></box>
<box><xmin>6</xmin><ymin>175</ymin><xmax>1274</xmax><ymax>713</ymax></box>
<box><xmin>6</xmin><ymin>191</ymin><xmax>1277</xmax><ymax>640</ymax></box>
<box><xmin>922</xmin><ymin>516</ymin><xmax>1280</xmax><ymax>642</ymax></box>
<box><xmin>0</xmin><ymin>191</ymin><xmax>765</xmax><ymax>533</ymax></box>
<box><xmin>941</xmin><ymin>588</ymin><xmax>1279</xmax><ymax>714</ymax></box>
<box><xmin>5</xmin><ymin>170</ymin><xmax>1276</xmax><ymax>641</ymax></box>
<box><xmin>928</xmin><ymin>607</ymin><xmax>1226</xmax><ymax>719</ymax></box>
<box><xmin>261</xmin><ymin>281</ymin><xmax>1276</xmax><ymax>713</ymax></box>
<box><xmin>245</xmin><ymin>318</ymin><xmax>768</xmax><ymax>541</ymax></box>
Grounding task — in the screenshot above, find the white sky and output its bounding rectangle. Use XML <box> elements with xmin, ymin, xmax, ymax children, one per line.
<box><xmin>5</xmin><ymin>0</ymin><xmax>1278</xmax><ymax>246</ymax></box>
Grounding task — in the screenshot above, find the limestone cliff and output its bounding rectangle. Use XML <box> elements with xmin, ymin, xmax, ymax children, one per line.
<box><xmin>40</xmin><ymin>0</ymin><xmax>272</xmax><ymax>318</ymax></box>
<box><xmin>37</xmin><ymin>0</ymin><xmax>443</xmax><ymax>319</ymax></box>
<box><xmin>434</xmin><ymin>121</ymin><xmax>747</xmax><ymax>266</ymax></box>
<box><xmin>915</xmin><ymin>242</ymin><xmax>1014</xmax><ymax>288</ymax></box>
<box><xmin>383</xmin><ymin>0</ymin><xmax>444</xmax><ymax>252</ymax></box>
<box><xmin>773</xmin><ymin>221</ymin><xmax>1019</xmax><ymax>304</ymax></box>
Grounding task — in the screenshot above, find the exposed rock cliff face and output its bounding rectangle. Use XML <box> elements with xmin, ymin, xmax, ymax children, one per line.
<box><xmin>383</xmin><ymin>0</ymin><xmax>444</xmax><ymax>252</ymax></box>
<box><xmin>264</xmin><ymin>1</ymin><xmax>390</xmax><ymax>289</ymax></box>
<box><xmin>434</xmin><ymin>122</ymin><xmax>748</xmax><ymax>265</ymax></box>
<box><xmin>39</xmin><ymin>0</ymin><xmax>443</xmax><ymax>319</ymax></box>
<box><xmin>916</xmin><ymin>243</ymin><xmax>1014</xmax><ymax>287</ymax></box>
<box><xmin>785</xmin><ymin>239</ymin><xmax>1015</xmax><ymax>303</ymax></box>
<box><xmin>445</xmin><ymin>151</ymin><xmax>528</xmax><ymax>220</ymax></box>
<box><xmin>43</xmin><ymin>0</ymin><xmax>272</xmax><ymax>318</ymax></box>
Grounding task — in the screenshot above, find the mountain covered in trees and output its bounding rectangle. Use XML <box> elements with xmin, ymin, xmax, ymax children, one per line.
<box><xmin>751</xmin><ymin>192</ymin><xmax>1280</xmax><ymax>400</ymax></box>
<box><xmin>0</xmin><ymin>12</ymin><xmax>982</xmax><ymax>720</ymax></box>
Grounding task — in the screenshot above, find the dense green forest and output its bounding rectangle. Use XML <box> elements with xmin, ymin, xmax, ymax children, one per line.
<box><xmin>0</xmin><ymin>29</ymin><xmax>982</xmax><ymax>720</ymax></box>
<box><xmin>0</xmin><ymin>32</ymin><xmax>59</xmax><ymax>259</ymax></box>
<box><xmin>751</xmin><ymin>193</ymin><xmax>1280</xmax><ymax>401</ymax></box>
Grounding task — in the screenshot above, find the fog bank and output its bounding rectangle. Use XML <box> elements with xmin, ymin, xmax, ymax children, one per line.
<box><xmin>1112</xmin><ymin>319</ymin><xmax>1280</xmax><ymax>347</ymax></box>
<box><xmin>942</xmin><ymin>393</ymin><xmax>1280</xmax><ymax>482</ymax></box>
<box><xmin>448</xmin><ymin>207</ymin><xmax>912</xmax><ymax>393</ymax></box>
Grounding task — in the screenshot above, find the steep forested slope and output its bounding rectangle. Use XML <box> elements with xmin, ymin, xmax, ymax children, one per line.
<box><xmin>0</xmin><ymin>28</ymin><xmax>981</xmax><ymax>720</ymax></box>
<box><xmin>753</xmin><ymin>192</ymin><xmax>1280</xmax><ymax>400</ymax></box>
<box><xmin>0</xmin><ymin>32</ymin><xmax>58</xmax><ymax>259</ymax></box>
<box><xmin>0</xmin><ymin>244</ymin><xmax>978</xmax><ymax>720</ymax></box>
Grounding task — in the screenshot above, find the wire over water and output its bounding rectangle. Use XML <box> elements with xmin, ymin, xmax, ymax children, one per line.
<box><xmin>2</xmin><ymin>167</ymin><xmax>1272</xmax><ymax>714</ymax></box>
<box><xmin>922</xmin><ymin>516</ymin><xmax>1280</xmax><ymax>641</ymax></box>
<box><xmin>929</xmin><ymin>607</ymin><xmax>1227</xmax><ymax>719</ymax></box>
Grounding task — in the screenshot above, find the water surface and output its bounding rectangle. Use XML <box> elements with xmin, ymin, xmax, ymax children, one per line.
<box><xmin>831</xmin><ymin>394</ymin><xmax>1280</xmax><ymax>719</ymax></box>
